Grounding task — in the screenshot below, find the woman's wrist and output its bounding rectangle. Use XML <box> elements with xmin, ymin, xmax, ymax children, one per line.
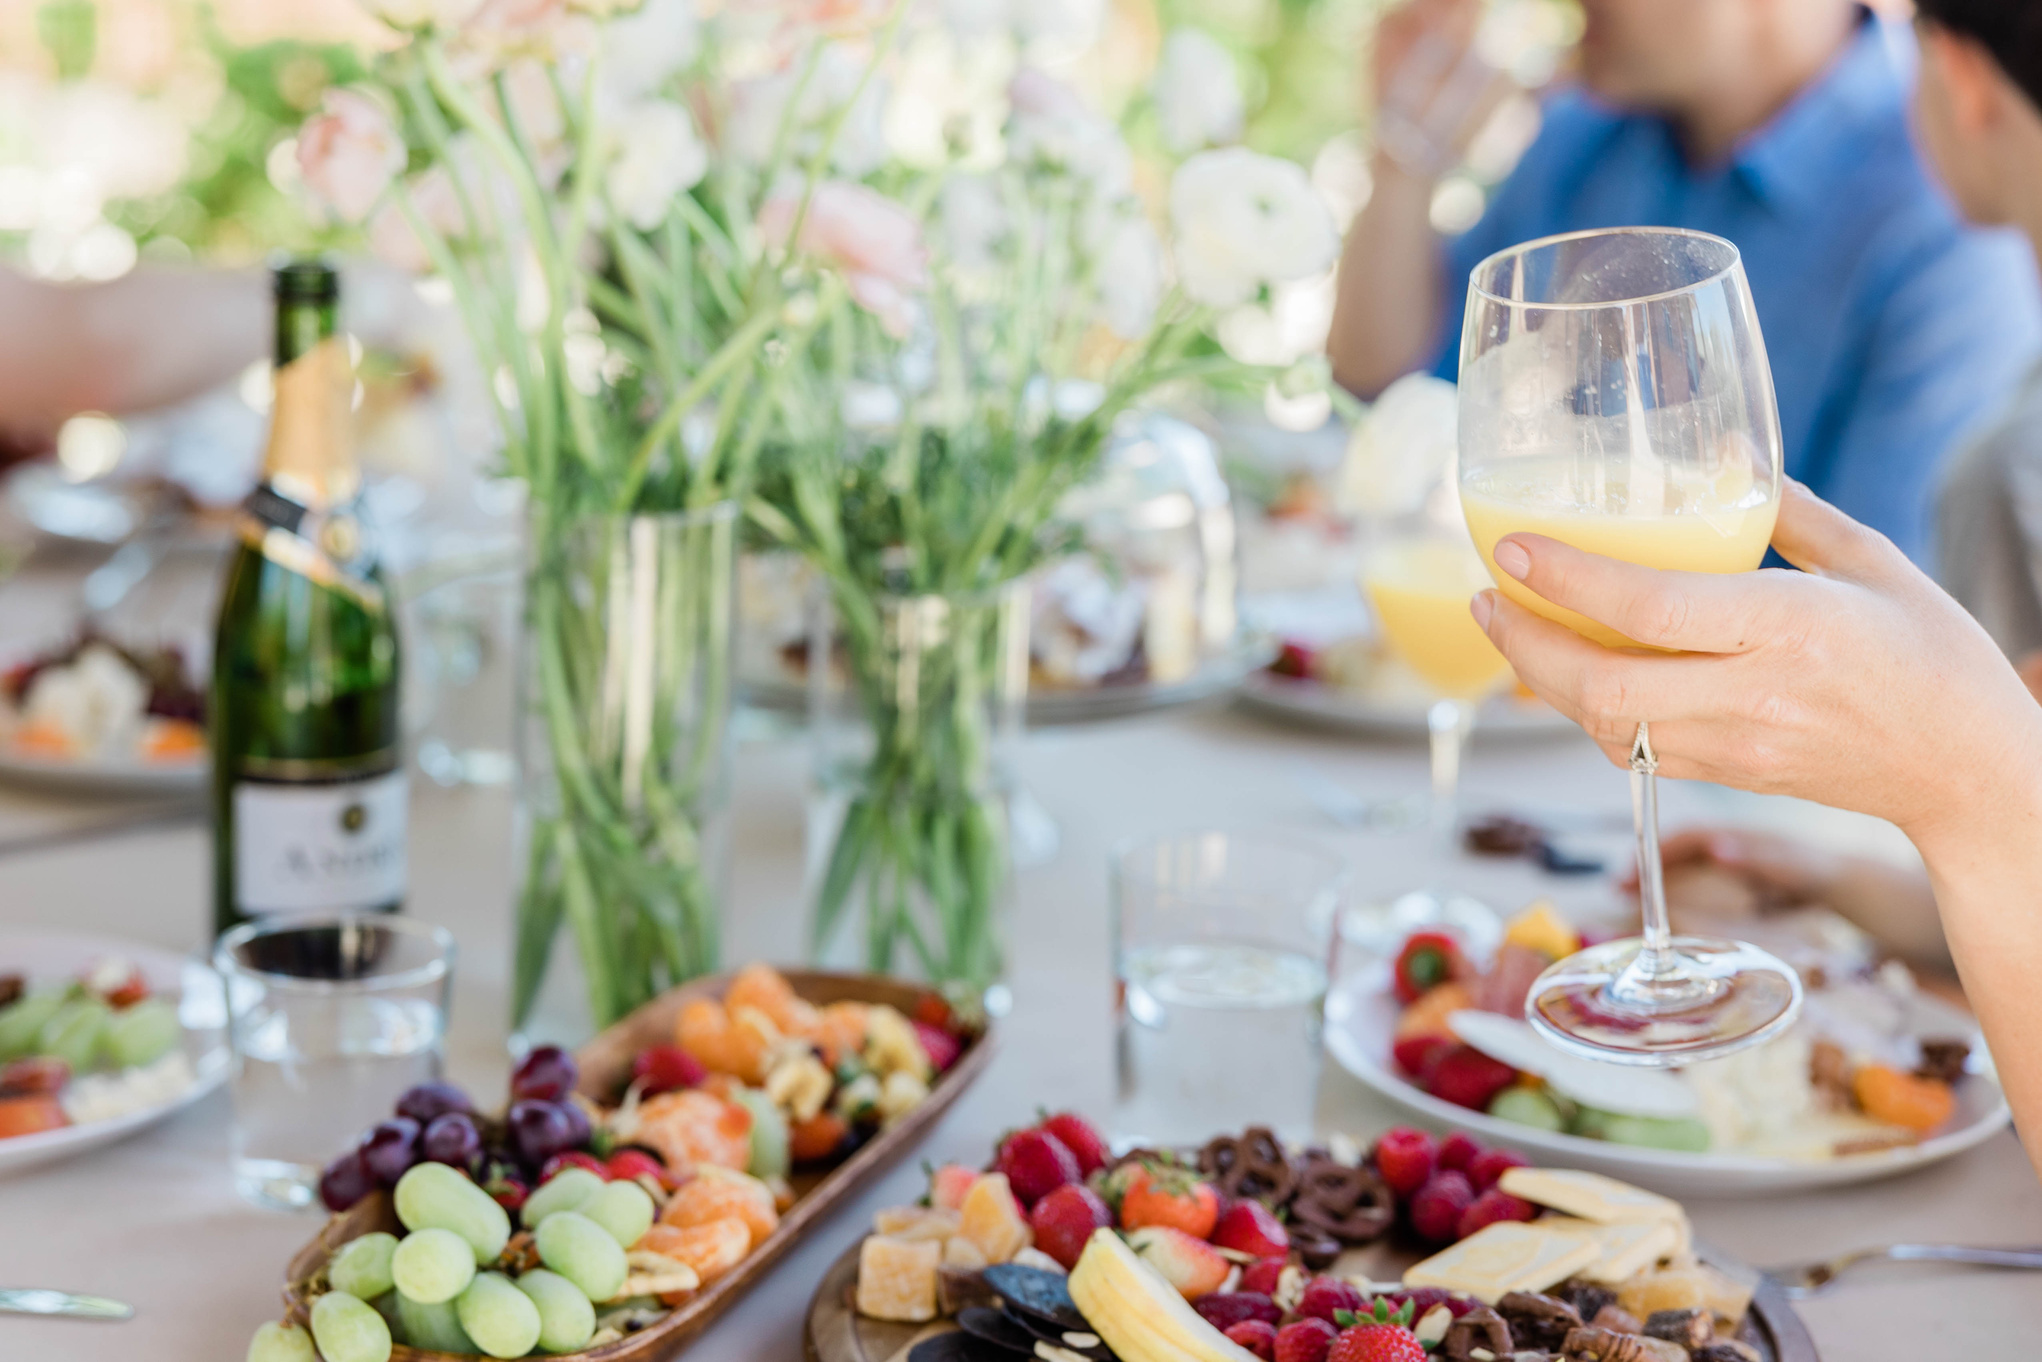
<box><xmin>1904</xmin><ymin>709</ymin><xmax>2042</xmax><ymax>881</ymax></box>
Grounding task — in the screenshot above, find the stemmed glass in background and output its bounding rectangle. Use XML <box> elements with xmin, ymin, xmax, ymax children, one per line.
<box><xmin>1457</xmin><ymin>226</ymin><xmax>1802</xmax><ymax>1065</ymax></box>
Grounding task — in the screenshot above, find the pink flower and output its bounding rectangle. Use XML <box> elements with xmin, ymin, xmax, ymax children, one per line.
<box><xmin>367</xmin><ymin>166</ymin><xmax>466</xmax><ymax>272</ymax></box>
<box><xmin>760</xmin><ymin>181</ymin><xmax>930</xmax><ymax>338</ymax></box>
<box><xmin>298</xmin><ymin>88</ymin><xmax>406</xmax><ymax>224</ymax></box>
<box><xmin>467</xmin><ymin>0</ymin><xmax>566</xmax><ymax>37</ymax></box>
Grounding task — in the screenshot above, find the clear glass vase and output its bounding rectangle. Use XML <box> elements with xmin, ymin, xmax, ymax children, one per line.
<box><xmin>514</xmin><ymin>503</ymin><xmax>739</xmax><ymax>1045</ymax></box>
<box><xmin>805</xmin><ymin>580</ymin><xmax>1029</xmax><ymax>1008</ymax></box>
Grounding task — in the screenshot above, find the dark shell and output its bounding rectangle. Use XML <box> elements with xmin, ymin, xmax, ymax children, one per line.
<box><xmin>910</xmin><ymin>1331</ymin><xmax>1012</xmax><ymax>1362</ymax></box>
<box><xmin>981</xmin><ymin>1264</ymin><xmax>1090</xmax><ymax>1333</ymax></box>
<box><xmin>1002</xmin><ymin>1306</ymin><xmax>1115</xmax><ymax>1360</ymax></box>
<box><xmin>955</xmin><ymin>1306</ymin><xmax>1041</xmax><ymax>1356</ymax></box>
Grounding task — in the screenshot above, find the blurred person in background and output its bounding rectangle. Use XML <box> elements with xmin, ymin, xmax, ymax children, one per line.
<box><xmin>0</xmin><ymin>265</ymin><xmax>268</xmax><ymax>469</ymax></box>
<box><xmin>1329</xmin><ymin>0</ymin><xmax>2042</xmax><ymax>567</ymax></box>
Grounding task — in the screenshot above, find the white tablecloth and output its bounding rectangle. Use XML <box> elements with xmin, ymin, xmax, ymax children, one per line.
<box><xmin>1</xmin><ymin>705</ymin><xmax>2038</xmax><ymax>1360</ymax></box>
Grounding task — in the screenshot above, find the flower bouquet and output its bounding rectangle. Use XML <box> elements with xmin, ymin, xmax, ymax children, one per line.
<box><xmin>295</xmin><ymin>0</ymin><xmax>924</xmax><ymax>1037</ymax></box>
<box><xmin>745</xmin><ymin>14</ymin><xmax>1339</xmax><ymax>1001</ymax></box>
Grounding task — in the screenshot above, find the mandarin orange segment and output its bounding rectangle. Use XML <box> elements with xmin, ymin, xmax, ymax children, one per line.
<box><xmin>1394</xmin><ymin>981</ymin><xmax>1474</xmax><ymax>1040</ymax></box>
<box><xmin>11</xmin><ymin>719</ymin><xmax>73</xmax><ymax>758</ymax></box>
<box><xmin>661</xmin><ymin>1170</ymin><xmax>779</xmax><ymax>1248</ymax></box>
<box><xmin>139</xmin><ymin>718</ymin><xmax>206</xmax><ymax>761</ymax></box>
<box><xmin>640</xmin><ymin>1220</ymin><xmax>751</xmax><ymax>1296</ymax></box>
<box><xmin>1853</xmin><ymin>1063</ymin><xmax>1956</xmax><ymax>1133</ymax></box>
<box><xmin>635</xmin><ymin>1089</ymin><xmax>754</xmax><ymax>1172</ymax></box>
<box><xmin>817</xmin><ymin>1001</ymin><xmax>869</xmax><ymax>1064</ymax></box>
<box><xmin>676</xmin><ymin>998</ymin><xmax>775</xmax><ymax>1083</ymax></box>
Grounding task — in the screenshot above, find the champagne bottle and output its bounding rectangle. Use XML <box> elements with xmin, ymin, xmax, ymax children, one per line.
<box><xmin>211</xmin><ymin>260</ymin><xmax>404</xmax><ymax>936</ymax></box>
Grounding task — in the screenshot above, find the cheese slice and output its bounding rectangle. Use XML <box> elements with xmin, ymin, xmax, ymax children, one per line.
<box><xmin>1403</xmin><ymin>1221</ymin><xmax>1601</xmax><ymax>1303</ymax></box>
<box><xmin>1497</xmin><ymin>1167</ymin><xmax>1685</xmax><ymax>1226</ymax></box>
<box><xmin>1540</xmin><ymin>1216</ymin><xmax>1681</xmax><ymax>1283</ymax></box>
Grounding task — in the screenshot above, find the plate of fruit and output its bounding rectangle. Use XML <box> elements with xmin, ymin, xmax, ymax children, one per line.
<box><xmin>0</xmin><ymin>930</ymin><xmax>229</xmax><ymax>1175</ymax></box>
<box><xmin>806</xmin><ymin>1116</ymin><xmax>1817</xmax><ymax>1362</ymax></box>
<box><xmin>0</xmin><ymin>637</ymin><xmax>208</xmax><ymax>793</ymax></box>
<box><xmin>1323</xmin><ymin>903</ymin><xmax>2009</xmax><ymax>1197</ymax></box>
<box><xmin>1239</xmin><ymin>641</ymin><xmax>1576</xmax><ymax>741</ymax></box>
<box><xmin>246</xmin><ymin>963</ymin><xmax>990</xmax><ymax>1362</ymax></box>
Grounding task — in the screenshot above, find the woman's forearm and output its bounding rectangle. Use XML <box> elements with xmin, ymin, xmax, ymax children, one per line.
<box><xmin>1326</xmin><ymin>157</ymin><xmax>1447</xmax><ymax>397</ymax></box>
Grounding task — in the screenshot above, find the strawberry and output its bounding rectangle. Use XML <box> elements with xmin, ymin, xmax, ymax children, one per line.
<box><xmin>928</xmin><ymin>1163</ymin><xmax>980</xmax><ymax>1211</ymax></box>
<box><xmin>1227</xmin><ymin>1320</ymin><xmax>1278</xmax><ymax>1360</ymax></box>
<box><xmin>1328</xmin><ymin>1300</ymin><xmax>1425</xmax><ymax>1362</ymax></box>
<box><xmin>1118</xmin><ymin>1162</ymin><xmax>1220</xmax><ymax>1239</ymax></box>
<box><xmin>605</xmin><ymin>1149</ymin><xmax>675</xmax><ymax>1191</ymax></box>
<box><xmin>1457</xmin><ymin>1187</ymin><xmax>1538</xmax><ymax>1240</ymax></box>
<box><xmin>1273</xmin><ymin>1317</ymin><xmax>1338</xmax><ymax>1362</ymax></box>
<box><xmin>1467</xmin><ymin>1146</ymin><xmax>1529</xmax><ymax>1192</ymax></box>
<box><xmin>1212</xmin><ymin>1199</ymin><xmax>1289</xmax><ymax>1258</ymax></box>
<box><xmin>631</xmin><ymin>1044</ymin><xmax>706</xmax><ymax>1096</ymax></box>
<box><xmin>1039</xmin><ymin>1111</ymin><xmax>1110</xmax><ymax>1176</ymax></box>
<box><xmin>1436</xmin><ymin>1131</ymin><xmax>1482</xmax><ymax>1173</ymax></box>
<box><xmin>1240</xmin><ymin>1257</ymin><xmax>1287</xmax><ymax>1295</ymax></box>
<box><xmin>996</xmin><ymin>1128</ymin><xmax>1081</xmax><ymax>1207</ymax></box>
<box><xmin>1390</xmin><ymin>1035</ymin><xmax>1451</xmax><ymax>1083</ymax></box>
<box><xmin>1269</xmin><ymin>642</ymin><xmax>1318</xmax><ymax>679</ymax></box>
<box><xmin>1193</xmin><ymin>1292</ymin><xmax>1282</xmax><ymax>1330</ymax></box>
<box><xmin>1392</xmin><ymin>930</ymin><xmax>1466</xmax><ymax>1004</ymax></box>
<box><xmin>1408</xmin><ymin>1170</ymin><xmax>1475</xmax><ymax>1244</ymax></box>
<box><xmin>1371</xmin><ymin>1126</ymin><xmax>1436</xmax><ymax>1199</ymax></box>
<box><xmin>912</xmin><ymin>1021</ymin><xmax>962</xmax><ymax>1073</ymax></box>
<box><xmin>1127</xmin><ymin>1225</ymin><xmax>1232</xmax><ymax>1299</ymax></box>
<box><xmin>1029</xmin><ymin>1183</ymin><xmax>1113</xmax><ymax>1269</ymax></box>
<box><xmin>1296</xmin><ymin>1277</ymin><xmax>1364</xmax><ymax>1324</ymax></box>
<box><xmin>1425</xmin><ymin>1046</ymin><xmax>1517</xmax><ymax>1112</ymax></box>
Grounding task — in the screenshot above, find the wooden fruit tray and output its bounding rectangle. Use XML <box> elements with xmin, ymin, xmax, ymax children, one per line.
<box><xmin>284</xmin><ymin>969</ymin><xmax>996</xmax><ymax>1360</ymax></box>
<box><xmin>801</xmin><ymin>1237</ymin><xmax>1822</xmax><ymax>1362</ymax></box>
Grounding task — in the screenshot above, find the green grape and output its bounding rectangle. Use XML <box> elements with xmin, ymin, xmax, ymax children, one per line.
<box><xmin>520</xmin><ymin>1167</ymin><xmax>604</xmax><ymax>1228</ymax></box>
<box><xmin>391</xmin><ymin>1227</ymin><xmax>477</xmax><ymax>1305</ymax></box>
<box><xmin>516</xmin><ymin>1269</ymin><xmax>596</xmax><ymax>1354</ymax></box>
<box><xmin>579</xmin><ymin>1180</ymin><xmax>654</xmax><ymax>1250</ymax></box>
<box><xmin>534</xmin><ymin>1211</ymin><xmax>628</xmax><ymax>1303</ymax></box>
<box><xmin>38</xmin><ymin>998</ymin><xmax>110</xmax><ymax>1071</ymax></box>
<box><xmin>1487</xmin><ymin>1086</ymin><xmax>1566</xmax><ymax>1132</ymax></box>
<box><xmin>0</xmin><ymin>990</ymin><xmax>67</xmax><ymax>1059</ymax></box>
<box><xmin>328</xmin><ymin>1232</ymin><xmax>399</xmax><ymax>1301</ymax></box>
<box><xmin>395</xmin><ymin>1290</ymin><xmax>477</xmax><ymax>1354</ymax></box>
<box><xmin>456</xmin><ymin>1272</ymin><xmax>543</xmax><ymax>1359</ymax></box>
<box><xmin>730</xmin><ymin>1088</ymin><xmax>789</xmax><ymax>1182</ymax></box>
<box><xmin>394</xmin><ymin>1161</ymin><xmax>511</xmax><ymax>1264</ymax></box>
<box><xmin>309</xmin><ymin>1290</ymin><xmax>392</xmax><ymax>1362</ymax></box>
<box><xmin>371</xmin><ymin>1291</ymin><xmax>403</xmax><ymax>1343</ymax></box>
<box><xmin>101</xmin><ymin>999</ymin><xmax>181</xmax><ymax>1070</ymax></box>
<box><xmin>245</xmin><ymin>1320</ymin><xmax>317</xmax><ymax>1362</ymax></box>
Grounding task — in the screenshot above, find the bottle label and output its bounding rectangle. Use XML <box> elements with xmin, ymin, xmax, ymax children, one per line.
<box><xmin>234</xmin><ymin>769</ymin><xmax>408</xmax><ymax>914</ymax></box>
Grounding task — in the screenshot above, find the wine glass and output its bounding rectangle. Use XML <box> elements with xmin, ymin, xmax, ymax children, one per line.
<box><xmin>1456</xmin><ymin>226</ymin><xmax>1803</xmax><ymax>1065</ymax></box>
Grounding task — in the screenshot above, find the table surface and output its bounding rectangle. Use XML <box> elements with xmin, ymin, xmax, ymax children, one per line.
<box><xmin>1</xmin><ymin>690</ymin><xmax>2038</xmax><ymax>1361</ymax></box>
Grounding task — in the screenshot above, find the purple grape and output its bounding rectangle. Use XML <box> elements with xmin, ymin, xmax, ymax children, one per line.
<box><xmin>507</xmin><ymin>1100</ymin><xmax>578</xmax><ymax>1168</ymax></box>
<box><xmin>422</xmin><ymin>1112</ymin><xmax>482</xmax><ymax>1168</ymax></box>
<box><xmin>558</xmin><ymin>1100</ymin><xmax>591</xmax><ymax>1150</ymax></box>
<box><xmin>510</xmin><ymin>1046</ymin><xmax>578</xmax><ymax>1103</ymax></box>
<box><xmin>319</xmin><ymin>1150</ymin><xmax>377</xmax><ymax>1212</ymax></box>
<box><xmin>395</xmin><ymin>1081</ymin><xmax>475</xmax><ymax>1125</ymax></box>
<box><xmin>358</xmin><ymin>1116</ymin><xmax>422</xmax><ymax>1186</ymax></box>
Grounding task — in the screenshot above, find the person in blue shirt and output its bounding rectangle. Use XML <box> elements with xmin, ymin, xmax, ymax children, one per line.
<box><xmin>1328</xmin><ymin>0</ymin><xmax>2042</xmax><ymax>566</ymax></box>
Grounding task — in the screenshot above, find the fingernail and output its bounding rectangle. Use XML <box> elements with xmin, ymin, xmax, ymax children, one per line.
<box><xmin>1493</xmin><ymin>539</ymin><xmax>1532</xmax><ymax>580</ymax></box>
<box><xmin>1470</xmin><ymin>590</ymin><xmax>1494</xmax><ymax>629</ymax></box>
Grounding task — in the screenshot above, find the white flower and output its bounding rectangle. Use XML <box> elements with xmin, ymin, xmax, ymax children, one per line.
<box><xmin>938</xmin><ymin>174</ymin><xmax>1008</xmax><ymax>275</ymax></box>
<box><xmin>1168</xmin><ymin>147</ymin><xmax>1337</xmax><ymax>309</ymax></box>
<box><xmin>727</xmin><ymin>43</ymin><xmax>888</xmax><ymax>178</ymax></box>
<box><xmin>598</xmin><ymin>0</ymin><xmax>698</xmax><ymax>102</ymax></box>
<box><xmin>883</xmin><ymin>28</ymin><xmax>1013</xmax><ymax>170</ymax></box>
<box><xmin>1152</xmin><ymin>29</ymin><xmax>1243</xmax><ymax>154</ymax></box>
<box><xmin>360</xmin><ymin>0</ymin><xmax>483</xmax><ymax>30</ymax></box>
<box><xmin>1007</xmin><ymin>67</ymin><xmax>1129</xmax><ymax>193</ymax></box>
<box><xmin>606</xmin><ymin>99</ymin><xmax>707</xmax><ymax>229</ymax></box>
<box><xmin>1094</xmin><ymin>210</ymin><xmax>1163</xmax><ymax>340</ymax></box>
<box><xmin>297</xmin><ymin>88</ymin><xmax>405</xmax><ymax>224</ymax></box>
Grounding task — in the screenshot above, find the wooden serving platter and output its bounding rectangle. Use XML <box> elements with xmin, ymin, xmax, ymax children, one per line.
<box><xmin>801</xmin><ymin>1238</ymin><xmax>1822</xmax><ymax>1362</ymax></box>
<box><xmin>284</xmin><ymin>969</ymin><xmax>996</xmax><ymax>1360</ymax></box>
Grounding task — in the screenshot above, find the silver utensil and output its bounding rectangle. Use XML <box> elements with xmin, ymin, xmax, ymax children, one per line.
<box><xmin>1767</xmin><ymin>1244</ymin><xmax>2042</xmax><ymax>1297</ymax></box>
<box><xmin>0</xmin><ymin>1288</ymin><xmax>134</xmax><ymax>1320</ymax></box>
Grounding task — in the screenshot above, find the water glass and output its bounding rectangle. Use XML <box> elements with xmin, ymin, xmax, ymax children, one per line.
<box><xmin>215</xmin><ymin>915</ymin><xmax>454</xmax><ymax>1210</ymax></box>
<box><xmin>1111</xmin><ymin>831</ymin><xmax>1348</xmax><ymax>1145</ymax></box>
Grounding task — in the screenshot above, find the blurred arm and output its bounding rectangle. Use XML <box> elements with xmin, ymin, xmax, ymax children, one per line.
<box><xmin>0</xmin><ymin>266</ymin><xmax>267</xmax><ymax>437</ymax></box>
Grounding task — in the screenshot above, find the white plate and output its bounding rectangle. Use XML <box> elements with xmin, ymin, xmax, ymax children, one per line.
<box><xmin>1238</xmin><ymin>670</ymin><xmax>1581</xmax><ymax>739</ymax></box>
<box><xmin>0</xmin><ymin>750</ymin><xmax>205</xmax><ymax>796</ymax></box>
<box><xmin>1324</xmin><ymin>974</ymin><xmax>2010</xmax><ymax>1197</ymax></box>
<box><xmin>0</xmin><ymin>931</ymin><xmax>229</xmax><ymax>1176</ymax></box>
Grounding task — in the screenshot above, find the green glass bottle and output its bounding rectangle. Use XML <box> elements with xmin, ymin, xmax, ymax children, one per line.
<box><xmin>211</xmin><ymin>260</ymin><xmax>404</xmax><ymax>936</ymax></box>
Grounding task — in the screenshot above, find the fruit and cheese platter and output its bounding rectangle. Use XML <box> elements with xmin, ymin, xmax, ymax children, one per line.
<box><xmin>804</xmin><ymin>1115</ymin><xmax>1817</xmax><ymax>1362</ymax></box>
<box><xmin>1324</xmin><ymin>903</ymin><xmax>2008</xmax><ymax>1196</ymax></box>
<box><xmin>254</xmin><ymin>964</ymin><xmax>991</xmax><ymax>1362</ymax></box>
<box><xmin>0</xmin><ymin>637</ymin><xmax>209</xmax><ymax>793</ymax></box>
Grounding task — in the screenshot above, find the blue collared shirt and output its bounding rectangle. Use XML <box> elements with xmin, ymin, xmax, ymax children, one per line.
<box><xmin>1431</xmin><ymin>17</ymin><xmax>2042</xmax><ymax>565</ymax></box>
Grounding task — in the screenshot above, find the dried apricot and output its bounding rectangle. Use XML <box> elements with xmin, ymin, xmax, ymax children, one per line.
<box><xmin>639</xmin><ymin>1220</ymin><xmax>751</xmax><ymax>1296</ymax></box>
<box><xmin>789</xmin><ymin>1111</ymin><xmax>848</xmax><ymax>1164</ymax></box>
<box><xmin>0</xmin><ymin>1095</ymin><xmax>65</xmax><ymax>1138</ymax></box>
<box><xmin>661</xmin><ymin>1169</ymin><xmax>779</xmax><ymax>1247</ymax></box>
<box><xmin>635</xmin><ymin>1089</ymin><xmax>753</xmax><ymax>1171</ymax></box>
<box><xmin>1853</xmin><ymin>1063</ymin><xmax>1956</xmax><ymax>1133</ymax></box>
<box><xmin>1395</xmin><ymin>980</ymin><xmax>1473</xmax><ymax>1040</ymax></box>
